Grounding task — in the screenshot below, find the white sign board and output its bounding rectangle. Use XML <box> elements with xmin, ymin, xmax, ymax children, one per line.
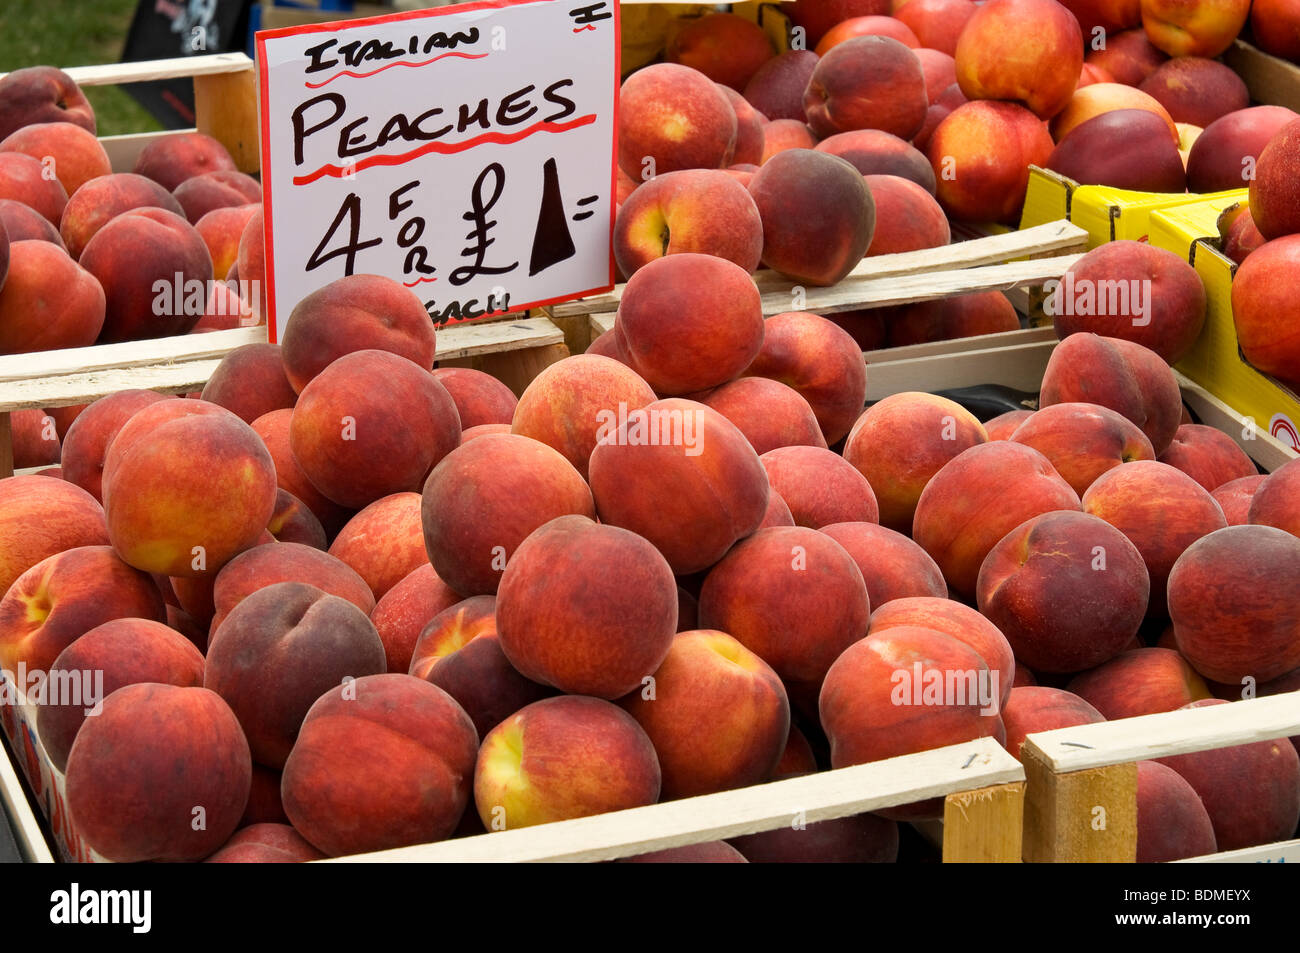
<box><xmin>256</xmin><ymin>0</ymin><xmax>619</xmax><ymax>339</ymax></box>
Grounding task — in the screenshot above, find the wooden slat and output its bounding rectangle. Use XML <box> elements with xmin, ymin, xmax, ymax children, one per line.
<box><xmin>942</xmin><ymin>781</ymin><xmax>1025</xmax><ymax>863</ymax></box>
<box><xmin>0</xmin><ymin>52</ymin><xmax>256</xmax><ymax>87</ymax></box>
<box><xmin>436</xmin><ymin>317</ymin><xmax>566</xmax><ymax>361</ymax></box>
<box><xmin>550</xmin><ymin>222</ymin><xmax>1090</xmax><ymax>318</ymax></box>
<box><xmin>324</xmin><ymin>737</ymin><xmax>1024</xmax><ymax>863</ymax></box>
<box><xmin>1176</xmin><ymin>371</ymin><xmax>1299</xmax><ymax>473</ymax></box>
<box><xmin>865</xmin><ymin>337</ymin><xmax>1056</xmax><ymax>400</ymax></box>
<box><xmin>1021</xmin><ymin>693</ymin><xmax>1300</xmax><ymax>775</ymax></box>
<box><xmin>1022</xmin><ymin>756</ymin><xmax>1138</xmax><ymax>863</ymax></box>
<box><xmin>0</xmin><ymin>361</ymin><xmax>224</xmax><ymax>411</ymax></box>
<box><xmin>0</xmin><ymin>733</ymin><xmax>55</xmax><ymax>863</ymax></box>
<box><xmin>0</xmin><ymin>327</ymin><xmax>267</xmax><ymax>385</ymax></box>
<box><xmin>1175</xmin><ymin>838</ymin><xmax>1300</xmax><ymax>864</ymax></box>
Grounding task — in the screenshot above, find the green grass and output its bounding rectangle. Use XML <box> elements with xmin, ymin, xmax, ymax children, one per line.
<box><xmin>0</xmin><ymin>0</ymin><xmax>162</xmax><ymax>137</ymax></box>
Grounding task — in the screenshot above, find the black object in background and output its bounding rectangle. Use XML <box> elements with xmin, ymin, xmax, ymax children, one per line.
<box><xmin>120</xmin><ymin>0</ymin><xmax>255</xmax><ymax>130</ymax></box>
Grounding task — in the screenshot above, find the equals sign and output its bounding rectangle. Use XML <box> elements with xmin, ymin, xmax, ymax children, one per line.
<box><xmin>572</xmin><ymin>195</ymin><xmax>598</xmax><ymax>221</ymax></box>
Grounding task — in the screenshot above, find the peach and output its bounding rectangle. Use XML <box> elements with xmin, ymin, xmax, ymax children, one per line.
<box><xmin>421</xmin><ymin>434</ymin><xmax>595</xmax><ymax>597</ymax></box>
<box><xmin>862</xmin><ymin>175</ymin><xmax>949</xmax><ymax>256</ymax></box>
<box><xmin>370</xmin><ymin>563</ymin><xmax>464</xmax><ymax>674</ymax></box>
<box><xmin>788</xmin><ymin>0</ymin><xmax>893</xmax><ymax>46</ymax></box>
<box><xmin>815</xmin><ymin>15</ymin><xmax>920</xmax><ymax>54</ymax></box>
<box><xmin>1082</xmin><ymin>460</ymin><xmax>1228</xmax><ymax>615</ymax></box>
<box><xmin>474</xmin><ymin>695</ymin><xmax>660</xmax><ymax>830</ymax></box>
<box><xmin>1060</xmin><ymin>0</ymin><xmax>1142</xmax><ymax>32</ymax></box>
<box><xmin>1212</xmin><ymin>473</ymin><xmax>1267</xmax><ymax>526</ymax></box>
<box><xmin>589</xmin><ymin>399</ymin><xmax>769</xmax><ymax>574</ymax></box>
<box><xmin>1136</xmin><ymin>760</ymin><xmax>1217</xmax><ymax>862</ymax></box>
<box><xmin>195</xmin><ymin>204</ymin><xmax>258</xmax><ymax>282</ymax></box>
<box><xmin>234</xmin><ymin>764</ymin><xmax>288</xmax><ymax>826</ymax></box>
<box><xmin>1186</xmin><ymin>105</ymin><xmax>1298</xmax><ymax>193</ymax></box>
<box><xmin>1231</xmin><ymin>234</ymin><xmax>1300</xmax><ymax>390</ymax></box>
<box><xmin>0</xmin><ymin>121</ymin><xmax>109</xmax><ymax>197</ymax></box>
<box><xmin>58</xmin><ymin>172</ymin><xmax>184</xmax><ymax>260</ymax></box>
<box><xmin>80</xmin><ymin>206</ymin><xmax>213</xmax><ymax>341</ymax></box>
<box><xmin>267</xmin><ymin>489</ymin><xmax>326</xmax><ymax>548</ymax></box>
<box><xmin>205</xmin><ymin>823</ymin><xmax>326</xmax><ymax>863</ymax></box>
<box><xmin>1046</xmin><ymin>108</ymin><xmax>1187</xmax><ymax>193</ymax></box>
<box><xmin>884</xmin><ymin>291</ymin><xmax>1020</xmax><ymax>346</ymax></box>
<box><xmin>698</xmin><ymin>526</ymin><xmax>870</xmax><ymax>689</ymax></box>
<box><xmin>1220</xmin><ymin>205</ymin><xmax>1265</xmax><ymax>265</ymax></box>
<box><xmin>1157</xmin><ymin>698</ymin><xmax>1300</xmax><ymax>851</ymax></box>
<box><xmin>35</xmin><ymin>617</ymin><xmax>204</xmax><ymax>772</ymax></box>
<box><xmin>620</xmin><ymin>629</ymin><xmax>790</xmax><ymax>798</ymax></box>
<box><xmin>0</xmin><ymin>475</ymin><xmax>108</xmax><ymax>597</ymax></box>
<box><xmin>200</xmin><ymin>343</ymin><xmax>296</xmax><ymax>425</ymax></box>
<box><xmin>1085</xmin><ymin>28</ymin><xmax>1168</xmax><ymax>86</ymax></box>
<box><xmin>759</xmin><ymin>489</ymin><xmax>797</xmax><ymax>528</ymax></box>
<box><xmin>1067</xmin><ymin>647</ymin><xmax>1210</xmax><ymax>719</ymax></box>
<box><xmin>206</xmin><ymin>582</ymin><xmax>385</xmax><ymax>768</ymax></box>
<box><xmin>1157</xmin><ymin>424</ymin><xmax>1257</xmax><ymax>492</ymax></box>
<box><xmin>194</xmin><ymin>277</ymin><xmax>256</xmax><ymax>332</ymax></box>
<box><xmin>912</xmin><ymin>81</ymin><xmax>967</xmax><ymax>153</ymax></box>
<box><xmin>282</xmin><ymin>673</ymin><xmax>478</xmax><ymax>856</ymax></box>
<box><xmin>927</xmin><ymin>101</ymin><xmax>1055</xmax><ymax>223</ymax></box>
<box><xmin>985</xmin><ymin>409</ymin><xmax>1034</xmax><ymax>441</ymax></box>
<box><xmin>759</xmin><ymin>118</ymin><xmax>818</xmax><ymax>163</ymax></box>
<box><xmin>817</xmin><ymin>130</ymin><xmax>936</xmax><ymax>191</ymax></box>
<box><xmin>843</xmin><ymin>392</ymin><xmax>987</xmax><ymax>530</ymax></box>
<box><xmin>1050</xmin><ymin>83</ymin><xmax>1178</xmax><ymax>143</ymax></box>
<box><xmin>1169</xmin><ymin>525</ymin><xmax>1300</xmax><ymax>683</ymax></box>
<box><xmin>615</xmin><ymin>253</ymin><xmax>764</xmax><ymax>394</ymax></box>
<box><xmin>761</xmin><ymin>445</ymin><xmax>880</xmax><ymax>527</ymax></box>
<box><xmin>895</xmin><ymin>0</ymin><xmax>977</xmax><ymax>54</ymax></box>
<box><xmin>236</xmin><ymin>206</ymin><xmax>266</xmax><ymax>323</ymax></box>
<box><xmin>410</xmin><ymin>596</ymin><xmax>554</xmax><ymax>737</ymax></box>
<box><xmin>744</xmin><ymin>311</ymin><xmax>869</xmax><ymax>444</ymax></box>
<box><xmin>1252</xmin><ymin>0</ymin><xmax>1300</xmax><ymax>59</ymax></box>
<box><xmin>250</xmin><ymin>409</ymin><xmax>351</xmax><ymax>538</ymax></box>
<box><xmin>913</xmin><ymin>442</ymin><xmax>1082</xmax><ymax>597</ymax></box>
<box><xmin>496</xmin><ymin>515</ymin><xmax>677</xmax><ymax>698</ymax></box>
<box><xmin>0</xmin><ymin>67</ymin><xmax>95</xmax><ymax>140</ymax></box>
<box><xmin>101</xmin><ymin>400</ymin><xmax>277</xmax><ymax>578</ymax></box>
<box><xmin>622</xmin><ymin>842</ymin><xmax>748</xmax><ymax>863</ymax></box>
<box><xmin>172</xmin><ymin>169</ymin><xmax>261</xmax><ymax>224</ymax></box>
<box><xmin>66</xmin><ymin>684</ymin><xmax>250</xmax><ymax>862</ymax></box>
<box><xmin>280</xmin><ymin>274</ymin><xmax>437</xmax><ymax>393</ymax></box>
<box><xmin>1009</xmin><ymin>401</ymin><xmax>1158</xmax><ymax>497</ymax></box>
<box><xmin>826</xmin><ymin>308</ymin><xmax>888</xmax><ymax>350</ymax></box>
<box><xmin>955</xmin><ymin>0</ymin><xmax>1083</xmax><ymax>120</ymax></box>
<box><xmin>133</xmin><ymin>131</ymin><xmax>237</xmax><ymax>191</ymax></box>
<box><xmin>1040</xmin><ymin>333</ymin><xmax>1183</xmax><ymax>454</ymax></box>
<box><xmin>804</xmin><ymin>36</ymin><xmax>928</xmax><ymax>140</ymax></box>
<box><xmin>428</xmin><ymin>367</ymin><xmax>517</xmax><ymax>429</ymax></box>
<box><xmin>328</xmin><ymin>493</ymin><xmax>427</xmax><ymax>600</ymax></box>
<box><xmin>0</xmin><ymin>152</ymin><xmax>67</xmax><ymax>225</ymax></box>
<box><xmin>460</xmin><ymin>423</ymin><xmax>512</xmax><ymax>444</ymax></box>
<box><xmin>665</xmin><ymin>13</ymin><xmax>775</xmax><ymax>90</ymax></box>
<box><xmin>618</xmin><ymin>63</ymin><xmax>737</xmax><ymax>178</ymax></box>
<box><xmin>868</xmin><ymin>596</ymin><xmax>1017</xmax><ymax>708</ymax></box>
<box><xmin>676</xmin><ymin>586</ymin><xmax>700</xmax><ymax>631</ymax></box>
<box><xmin>0</xmin><ymin>239</ymin><xmax>103</xmax><ymax>353</ymax></box>
<box><xmin>773</xmin><ymin>723</ymin><xmax>818</xmax><ymax>778</ymax></box>
<box><xmin>613</xmin><ymin>169</ymin><xmax>763</xmax><ymax>277</ymax></box>
<box><xmin>696</xmin><ymin>376</ymin><xmax>828</xmax><ymax>455</ymax></box>
<box><xmin>1140</xmin><ymin>0</ymin><xmax>1250</xmax><ymax>58</ymax></box>
<box><xmin>820</xmin><ymin>522</ymin><xmax>948</xmax><ymax>606</ymax></box>
<box><xmin>721</xmin><ymin>93</ymin><xmax>766</xmax><ymax>171</ymax></box>
<box><xmin>9</xmin><ymin>409</ymin><xmax>59</xmax><ymax>469</ymax></box>
<box><xmin>1000</xmin><ymin>686</ymin><xmax>1104</xmax><ymax>760</ymax></box>
<box><xmin>290</xmin><ymin>350</ymin><xmax>460</xmax><ymax>508</ymax></box>
<box><xmin>0</xmin><ymin>197</ymin><xmax>65</xmax><ymax>246</ymax></box>
<box><xmin>1250</xmin><ymin>119</ymin><xmax>1300</xmax><ymax>241</ymax></box>
<box><xmin>728</xmin><ymin>808</ymin><xmax>900</xmax><ymax>862</ymax></box>
<box><xmin>209</xmin><ymin>541</ymin><xmax>375</xmax><ymax>633</ymax></box>
<box><xmin>1248</xmin><ymin>458</ymin><xmax>1300</xmax><ymax>537</ymax></box>
<box><xmin>1076</xmin><ymin>62</ymin><xmax>1116</xmax><ymax>88</ymax></box>
<box><xmin>819</xmin><ymin>626</ymin><xmax>1003</xmax><ymax>815</ymax></box>
<box><xmin>915</xmin><ymin>49</ymin><xmax>958</xmax><ymax>104</ymax></box>
<box><xmin>1138</xmin><ymin>57</ymin><xmax>1249</xmax><ymax>128</ymax></box>
<box><xmin>743</xmin><ymin>51</ymin><xmax>821</xmax><ymax>122</ymax></box>
<box><xmin>510</xmin><ymin>354</ymin><xmax>656</xmax><ymax>480</ymax></box>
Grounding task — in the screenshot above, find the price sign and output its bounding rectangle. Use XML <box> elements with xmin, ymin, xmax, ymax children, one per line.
<box><xmin>256</xmin><ymin>0</ymin><xmax>619</xmax><ymax>338</ymax></box>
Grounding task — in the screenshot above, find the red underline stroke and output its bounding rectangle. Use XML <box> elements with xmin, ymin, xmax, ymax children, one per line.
<box><xmin>305</xmin><ymin>51</ymin><xmax>489</xmax><ymax>88</ymax></box>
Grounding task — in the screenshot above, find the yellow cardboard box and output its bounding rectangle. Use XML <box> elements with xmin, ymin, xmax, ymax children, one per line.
<box><xmin>1149</xmin><ymin>198</ymin><xmax>1300</xmax><ymax>453</ymax></box>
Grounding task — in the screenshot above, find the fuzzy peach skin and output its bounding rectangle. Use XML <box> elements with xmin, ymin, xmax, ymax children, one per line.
<box><xmin>843</xmin><ymin>392</ymin><xmax>987</xmax><ymax>531</ymax></box>
<box><xmin>1140</xmin><ymin>0</ymin><xmax>1250</xmax><ymax>58</ymax></box>
<box><xmin>696</xmin><ymin>377</ymin><xmax>828</xmax><ymax>456</ymax></box>
<box><xmin>1248</xmin><ymin>458</ymin><xmax>1300</xmax><ymax>537</ymax></box>
<box><xmin>58</xmin><ymin>172</ymin><xmax>183</xmax><ymax>260</ymax></box>
<box><xmin>619</xmin><ymin>629</ymin><xmax>789</xmax><ymax>799</ymax></box>
<box><xmin>209</xmin><ymin>542</ymin><xmax>375</xmax><ymax>633</ymax></box>
<box><xmin>473</xmin><ymin>695</ymin><xmax>660</xmax><ymax>830</ymax></box>
<box><xmin>912</xmin><ymin>441</ymin><xmax>1082</xmax><ymax>598</ymax></box>
<box><xmin>0</xmin><ymin>475</ymin><xmax>109</xmax><ymax>597</ymax></box>
<box><xmin>328</xmin><ymin>493</ymin><xmax>428</xmax><ymax>600</ymax></box>
<box><xmin>1157</xmin><ymin>424</ymin><xmax>1257</xmax><ymax>492</ymax></box>
<box><xmin>817</xmin><ymin>130</ymin><xmax>936</xmax><ymax>192</ymax></box>
<box><xmin>617</xmin><ymin>63</ymin><xmax>737</xmax><ymax>179</ymax></box>
<box><xmin>132</xmin><ymin>131</ymin><xmax>236</xmax><ymax>191</ymax></box>
<box><xmin>65</xmin><ymin>684</ymin><xmax>250</xmax><ymax>863</ymax></box>
<box><xmin>0</xmin><ymin>66</ymin><xmax>95</xmax><ymax>140</ymax></box>
<box><xmin>0</xmin><ymin>239</ymin><xmax>105</xmax><ymax>353</ymax></box>
<box><xmin>281</xmin><ymin>674</ymin><xmax>479</xmax><ymax>857</ymax></box>
<box><xmin>429</xmin><ymin>368</ymin><xmax>518</xmax><ymax>430</ymax></box>
<box><xmin>370</xmin><ymin>563</ymin><xmax>464</xmax><ymax>674</ymax></box>
<box><xmin>1231</xmin><ymin>234</ymin><xmax>1300</xmax><ymax>392</ymax></box>
<box><xmin>761</xmin><ymin>445</ymin><xmax>880</xmax><ymax>528</ymax></box>
<box><xmin>200</xmin><ymin>343</ymin><xmax>297</xmax><ymax>425</ymax></box>
<box><xmin>821</xmin><ymin>522</ymin><xmax>948</xmax><ymax>606</ymax></box>
<box><xmin>0</xmin><ymin>121</ymin><xmax>110</xmax><ymax>196</ymax></box>
<box><xmin>1168</xmin><ymin>525</ymin><xmax>1300</xmax><ymax>684</ymax></box>
<box><xmin>743</xmin><ymin>51</ymin><xmax>820</xmax><ymax>122</ymax></box>
<box><xmin>954</xmin><ymin>0</ymin><xmax>1083</xmax><ymax>120</ymax></box>
<box><xmin>803</xmin><ymin>36</ymin><xmax>928</xmax><ymax>141</ymax></box>
<box><xmin>204</xmin><ymin>823</ymin><xmax>325</xmax><ymax>863</ymax></box>
<box><xmin>420</xmin><ymin>434</ymin><xmax>595</xmax><ymax>597</ymax></box>
<box><xmin>1000</xmin><ymin>686</ymin><xmax>1105</xmax><ymax>760</ymax></box>
<box><xmin>496</xmin><ymin>515</ymin><xmax>678</xmax><ymax>699</ymax></box>
<box><xmin>1067</xmin><ymin>647</ymin><xmax>1210</xmax><ymax>720</ymax></box>
<box><xmin>1008</xmin><ymin>402</ymin><xmax>1156</xmax><ymax>496</ymax></box>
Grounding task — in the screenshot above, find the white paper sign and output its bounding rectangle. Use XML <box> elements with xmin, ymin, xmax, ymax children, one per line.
<box><xmin>256</xmin><ymin>0</ymin><xmax>619</xmax><ymax>339</ymax></box>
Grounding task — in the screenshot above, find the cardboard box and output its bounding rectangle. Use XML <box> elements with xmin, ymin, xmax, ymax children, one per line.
<box><xmin>1019</xmin><ymin>167</ymin><xmax>1245</xmax><ymax>248</ymax></box>
<box><xmin>1149</xmin><ymin>198</ymin><xmax>1300</xmax><ymax>453</ymax></box>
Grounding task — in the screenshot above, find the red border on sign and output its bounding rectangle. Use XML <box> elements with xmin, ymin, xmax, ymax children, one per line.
<box><xmin>255</xmin><ymin>0</ymin><xmax>620</xmax><ymax>343</ymax></box>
